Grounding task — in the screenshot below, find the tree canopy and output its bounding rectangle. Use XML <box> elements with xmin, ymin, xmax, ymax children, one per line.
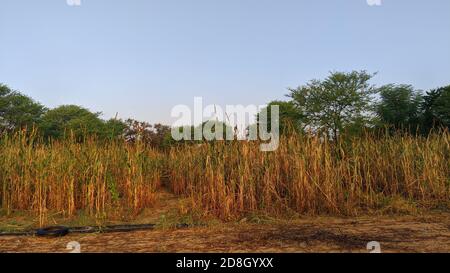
<box><xmin>1</xmin><ymin>77</ymin><xmax>449</xmax><ymax>146</ymax></box>
<box><xmin>288</xmin><ymin>71</ymin><xmax>377</xmax><ymax>142</ymax></box>
<box><xmin>421</xmin><ymin>85</ymin><xmax>450</xmax><ymax>132</ymax></box>
<box><xmin>0</xmin><ymin>84</ymin><xmax>46</xmax><ymax>133</ymax></box>
<box><xmin>257</xmin><ymin>100</ymin><xmax>303</xmax><ymax>135</ymax></box>
<box><xmin>38</xmin><ymin>105</ymin><xmax>106</xmax><ymax>140</ymax></box>
<box><xmin>376</xmin><ymin>84</ymin><xmax>423</xmax><ymax>132</ymax></box>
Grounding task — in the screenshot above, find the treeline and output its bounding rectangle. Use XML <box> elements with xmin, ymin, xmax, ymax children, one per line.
<box><xmin>0</xmin><ymin>84</ymin><xmax>172</xmax><ymax>148</ymax></box>
<box><xmin>258</xmin><ymin>71</ymin><xmax>449</xmax><ymax>139</ymax></box>
<box><xmin>1</xmin><ymin>70</ymin><xmax>449</xmax><ymax>148</ymax></box>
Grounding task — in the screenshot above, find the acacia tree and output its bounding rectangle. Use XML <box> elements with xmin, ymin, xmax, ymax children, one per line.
<box><xmin>288</xmin><ymin>71</ymin><xmax>377</xmax><ymax>142</ymax></box>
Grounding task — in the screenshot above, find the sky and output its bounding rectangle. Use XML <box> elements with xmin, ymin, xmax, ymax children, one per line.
<box><xmin>1</xmin><ymin>0</ymin><xmax>449</xmax><ymax>125</ymax></box>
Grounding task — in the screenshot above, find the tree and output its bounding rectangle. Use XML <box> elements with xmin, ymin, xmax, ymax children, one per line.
<box><xmin>256</xmin><ymin>100</ymin><xmax>303</xmax><ymax>135</ymax></box>
<box><xmin>198</xmin><ymin>120</ymin><xmax>234</xmax><ymax>141</ymax></box>
<box><xmin>123</xmin><ymin>119</ymin><xmax>153</xmax><ymax>143</ymax></box>
<box><xmin>0</xmin><ymin>84</ymin><xmax>46</xmax><ymax>133</ymax></box>
<box><xmin>152</xmin><ymin>123</ymin><xmax>172</xmax><ymax>148</ymax></box>
<box><xmin>376</xmin><ymin>84</ymin><xmax>423</xmax><ymax>132</ymax></box>
<box><xmin>288</xmin><ymin>71</ymin><xmax>377</xmax><ymax>142</ymax></box>
<box><xmin>39</xmin><ymin>105</ymin><xmax>105</xmax><ymax>140</ymax></box>
<box><xmin>432</xmin><ymin>86</ymin><xmax>450</xmax><ymax>129</ymax></box>
<box><xmin>104</xmin><ymin>118</ymin><xmax>127</xmax><ymax>140</ymax></box>
<box><xmin>421</xmin><ymin>85</ymin><xmax>450</xmax><ymax>132</ymax></box>
<box><xmin>123</xmin><ymin>119</ymin><xmax>173</xmax><ymax>148</ymax></box>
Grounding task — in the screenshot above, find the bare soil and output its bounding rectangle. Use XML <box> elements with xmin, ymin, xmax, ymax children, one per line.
<box><xmin>1</xmin><ymin>189</ymin><xmax>449</xmax><ymax>253</ymax></box>
<box><xmin>1</xmin><ymin>213</ymin><xmax>449</xmax><ymax>253</ymax></box>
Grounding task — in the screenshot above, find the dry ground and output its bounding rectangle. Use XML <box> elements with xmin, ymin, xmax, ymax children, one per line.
<box><xmin>1</xmin><ymin>189</ymin><xmax>449</xmax><ymax>253</ymax></box>
<box><xmin>1</xmin><ymin>214</ymin><xmax>449</xmax><ymax>253</ymax></box>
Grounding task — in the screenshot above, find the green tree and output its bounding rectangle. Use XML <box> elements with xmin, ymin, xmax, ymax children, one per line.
<box><xmin>39</xmin><ymin>105</ymin><xmax>105</xmax><ymax>140</ymax></box>
<box><xmin>170</xmin><ymin>121</ymin><xmax>234</xmax><ymax>143</ymax></box>
<box><xmin>288</xmin><ymin>71</ymin><xmax>377</xmax><ymax>142</ymax></box>
<box><xmin>421</xmin><ymin>85</ymin><xmax>450</xmax><ymax>132</ymax></box>
<box><xmin>0</xmin><ymin>84</ymin><xmax>46</xmax><ymax>133</ymax></box>
<box><xmin>104</xmin><ymin>118</ymin><xmax>127</xmax><ymax>140</ymax></box>
<box><xmin>376</xmin><ymin>84</ymin><xmax>423</xmax><ymax>132</ymax></box>
<box><xmin>151</xmin><ymin>123</ymin><xmax>172</xmax><ymax>148</ymax></box>
<box><xmin>257</xmin><ymin>100</ymin><xmax>303</xmax><ymax>135</ymax></box>
<box><xmin>198</xmin><ymin>120</ymin><xmax>234</xmax><ymax>141</ymax></box>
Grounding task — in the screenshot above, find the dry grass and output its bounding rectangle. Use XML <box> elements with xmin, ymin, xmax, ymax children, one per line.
<box><xmin>1</xmin><ymin>130</ymin><xmax>449</xmax><ymax>226</ymax></box>
<box><xmin>0</xmin><ymin>130</ymin><xmax>162</xmax><ymax>226</ymax></box>
<box><xmin>167</xmin><ymin>132</ymin><xmax>450</xmax><ymax>220</ymax></box>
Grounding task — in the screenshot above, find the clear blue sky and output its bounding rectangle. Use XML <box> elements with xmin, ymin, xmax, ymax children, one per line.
<box><xmin>1</xmin><ymin>0</ymin><xmax>449</xmax><ymax>124</ymax></box>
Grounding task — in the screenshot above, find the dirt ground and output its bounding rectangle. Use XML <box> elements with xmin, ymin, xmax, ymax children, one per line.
<box><xmin>1</xmin><ymin>189</ymin><xmax>449</xmax><ymax>253</ymax></box>
<box><xmin>1</xmin><ymin>213</ymin><xmax>449</xmax><ymax>253</ymax></box>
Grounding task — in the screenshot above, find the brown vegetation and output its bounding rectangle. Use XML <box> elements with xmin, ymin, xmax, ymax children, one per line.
<box><xmin>1</xmin><ymin>130</ymin><xmax>449</xmax><ymax>226</ymax></box>
<box><xmin>168</xmin><ymin>132</ymin><xmax>450</xmax><ymax>219</ymax></box>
